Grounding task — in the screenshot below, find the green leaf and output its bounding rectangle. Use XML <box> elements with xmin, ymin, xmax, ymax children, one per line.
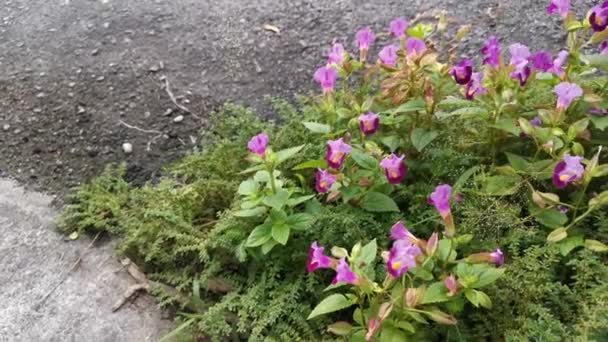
<box><xmin>303</xmin><ymin>122</ymin><xmax>331</xmax><ymax>134</ymax></box>
<box><xmin>245</xmin><ymin>223</ymin><xmax>272</xmax><ymax>247</ymax></box>
<box><xmin>411</xmin><ymin>128</ymin><xmax>439</xmax><ymax>152</ymax></box>
<box><xmin>557</xmin><ymin>235</ymin><xmax>584</xmax><ymax>256</ymax></box>
<box><xmin>286</xmin><ymin>195</ymin><xmax>314</xmax><ymax>207</ymax></box>
<box><xmin>474</xmin><ymin>267</ymin><xmax>506</xmax><ymax>288</ymax></box>
<box><xmin>307</xmin><ymin>294</ymin><xmax>356</xmax><ymax>319</ymax></box>
<box><xmin>261</xmin><ymin>239</ymin><xmax>278</xmax><ymax>254</ymax></box>
<box><xmin>159</xmin><ymin>318</ymin><xmax>195</xmax><ymax>342</ymax></box>
<box><xmin>327</xmin><ymin>321</ymin><xmax>353</xmax><ymax>336</ymax></box>
<box><xmin>239</xmin><ymin>164</ymin><xmax>265</xmax><ymax>174</ymax></box>
<box><xmin>590</xmin><ymin>114</ymin><xmax>608</xmax><ymax>131</ymax></box>
<box><xmin>292</xmin><ymin>159</ymin><xmax>328</xmax><ymax>170</ymax></box>
<box><xmin>421</xmin><ymin>282</ymin><xmax>451</xmax><ymax>304</ymax></box>
<box><xmin>271</xmin><ymin>222</ymin><xmax>290</xmax><ymax>245</ymax></box>
<box><xmin>361</xmin><ymin>97</ymin><xmax>374</xmax><ymax>112</ymax></box>
<box><xmin>531</xmin><ymin>207</ymin><xmax>568</xmax><ymax>228</ymax></box>
<box><xmin>480</xmin><ymin>174</ymin><xmax>522</xmax><ymax>196</ymax></box>
<box><xmin>582</xmin><ymin>54</ymin><xmax>608</xmax><ymax>71</ymax></box>
<box><xmin>238</xmin><ymin>179</ymin><xmax>258</xmax><ymax>195</ymax></box>
<box><xmin>380</xmin><ymin>325</ymin><xmax>409</xmax><ymax>342</ymax></box>
<box><xmin>437</xmin><ymin>107</ymin><xmax>488</xmax><ymax>120</ymax></box>
<box><xmin>263</xmin><ymin>190</ymin><xmax>290</xmax><ymax>210</ymax></box>
<box><xmin>355</xmin><ymin>239</ymin><xmax>377</xmax><ymax>266</ymax></box>
<box><xmin>505</xmin><ymin>153</ymin><xmax>529</xmax><ymax>172</ymax></box>
<box><xmin>381</xmin><ymin>135</ymin><xmax>401</xmax><ymax>152</ymax></box>
<box><xmin>465</xmin><ymin>289</ymin><xmax>492</xmax><ymax>308</ymax></box>
<box><xmin>286</xmin><ymin>213</ymin><xmax>315</xmax><ymax>230</ymax></box>
<box><xmin>361</xmin><ymin>192</ymin><xmax>399</xmax><ymax>212</ymax></box>
<box><xmin>276</xmin><ymin>145</ymin><xmax>305</xmax><ymax>165</ymax></box>
<box><xmin>350</xmin><ymin>150</ymin><xmax>378</xmax><ymax>170</ymax></box>
<box><xmin>233</xmin><ymin>207</ymin><xmax>267</xmax><ymax>217</ymax></box>
<box><xmin>585</xmin><ymin>239</ymin><xmax>608</xmax><ymax>252</ymax></box>
<box><xmin>491</xmin><ymin>117</ymin><xmax>521</xmax><ymax>136</ymax></box>
<box><xmin>437</xmin><ymin>97</ymin><xmax>472</xmax><ymax>108</ymax></box>
<box><xmin>406</xmin><ymin>23</ymin><xmax>434</xmax><ymax>39</ymax></box>
<box><xmin>390</xmin><ymin>98</ymin><xmax>426</xmax><ymax>113</ymax></box>
<box><xmin>547</xmin><ymin>227</ymin><xmax>568</xmax><ymax>242</ymax></box>
<box><xmin>452</xmin><ymin>166</ymin><xmax>479</xmax><ymax>194</ymax></box>
<box><xmin>567</xmin><ymin>118</ymin><xmax>589</xmax><ymax>140</ymax></box>
<box><xmin>437</xmin><ymin>239</ymin><xmax>457</xmax><ymax>262</ymax></box>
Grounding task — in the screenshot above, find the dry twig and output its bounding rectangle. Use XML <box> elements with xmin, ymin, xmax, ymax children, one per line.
<box><xmin>161</xmin><ymin>77</ymin><xmax>200</xmax><ymax>120</ymax></box>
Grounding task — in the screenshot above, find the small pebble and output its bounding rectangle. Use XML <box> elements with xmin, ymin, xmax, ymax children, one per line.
<box><xmin>173</xmin><ymin>115</ymin><xmax>184</xmax><ymax>123</ymax></box>
<box><xmin>163</xmin><ymin>108</ymin><xmax>173</xmax><ymax>116</ymax></box>
<box><xmin>3</xmin><ymin>124</ymin><xmax>10</xmax><ymax>131</ymax></box>
<box><xmin>122</xmin><ymin>142</ymin><xmax>133</xmax><ymax>154</ymax></box>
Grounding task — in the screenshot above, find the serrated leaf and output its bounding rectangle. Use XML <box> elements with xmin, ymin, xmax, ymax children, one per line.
<box><xmin>303</xmin><ymin>122</ymin><xmax>331</xmax><ymax>134</ymax></box>
<box><xmin>557</xmin><ymin>235</ymin><xmax>584</xmax><ymax>256</ymax></box>
<box><xmin>411</xmin><ymin>128</ymin><xmax>439</xmax><ymax>152</ymax></box>
<box><xmin>361</xmin><ymin>192</ymin><xmax>399</xmax><ymax>212</ymax></box>
<box><xmin>505</xmin><ymin>153</ymin><xmax>529</xmax><ymax>172</ymax></box>
<box><xmin>245</xmin><ymin>223</ymin><xmax>272</xmax><ymax>247</ymax></box>
<box><xmin>286</xmin><ymin>213</ymin><xmax>315</xmax><ymax>230</ymax></box>
<box><xmin>480</xmin><ymin>174</ymin><xmax>522</xmax><ymax>196</ymax></box>
<box><xmin>261</xmin><ymin>239</ymin><xmax>278</xmax><ymax>254</ymax></box>
<box><xmin>492</xmin><ymin>117</ymin><xmax>521</xmax><ymax>136</ymax></box>
<box><xmin>287</xmin><ymin>195</ymin><xmax>315</xmax><ymax>207</ymax></box>
<box><xmin>437</xmin><ymin>107</ymin><xmax>488</xmax><ymax>120</ymax></box>
<box><xmin>474</xmin><ymin>267</ymin><xmax>505</xmax><ymax>288</ymax></box>
<box><xmin>532</xmin><ymin>207</ymin><xmax>568</xmax><ymax>228</ymax></box>
<box><xmin>355</xmin><ymin>239</ymin><xmax>377</xmax><ymax>266</ymax></box>
<box><xmin>271</xmin><ymin>222</ymin><xmax>290</xmax><ymax>245</ymax></box>
<box><xmin>263</xmin><ymin>190</ymin><xmax>290</xmax><ymax>210</ymax></box>
<box><xmin>388</xmin><ymin>99</ymin><xmax>426</xmax><ymax>113</ymax></box>
<box><xmin>421</xmin><ymin>282</ymin><xmax>450</xmax><ymax>304</ymax></box>
<box><xmin>276</xmin><ymin>145</ymin><xmax>305</xmax><ymax>165</ymax></box>
<box><xmin>307</xmin><ymin>294</ymin><xmax>356</xmax><ymax>319</ymax></box>
<box><xmin>381</xmin><ymin>135</ymin><xmax>400</xmax><ymax>152</ymax></box>
<box><xmin>292</xmin><ymin>159</ymin><xmax>328</xmax><ymax>170</ymax></box>
<box><xmin>350</xmin><ymin>150</ymin><xmax>378</xmax><ymax>170</ymax></box>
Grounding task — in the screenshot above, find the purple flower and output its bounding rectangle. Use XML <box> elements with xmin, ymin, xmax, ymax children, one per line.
<box><xmin>450</xmin><ymin>59</ymin><xmax>473</xmax><ymax>85</ymax></box>
<box><xmin>378</xmin><ymin>44</ymin><xmax>399</xmax><ymax>66</ymax></box>
<box><xmin>530</xmin><ymin>116</ymin><xmax>543</xmax><ymax>127</ymax></box>
<box><xmin>390</xmin><ymin>18</ymin><xmax>409</xmax><ymax>38</ymax></box>
<box><xmin>315</xmin><ymin>169</ymin><xmax>337</xmax><ymax>193</ymax></box>
<box><xmin>555</xmin><ymin>82</ymin><xmax>583</xmax><ymax>110</ymax></box>
<box><xmin>390</xmin><ymin>221</ymin><xmax>419</xmax><ymax>244</ymax></box>
<box><xmin>552</xmin><ymin>154</ymin><xmax>584</xmax><ymax>189</ymax></box>
<box><xmin>465</xmin><ymin>72</ymin><xmax>487</xmax><ymax>100</ymax></box>
<box><xmin>602</xmin><ymin>41</ymin><xmax>608</xmax><ymax>55</ymax></box>
<box><xmin>387</xmin><ymin>239</ymin><xmax>422</xmax><ymax>278</ymax></box>
<box><xmin>530</xmin><ymin>51</ymin><xmax>553</xmax><ymax>72</ymax></box>
<box><xmin>248</xmin><ymin>133</ymin><xmax>269</xmax><ymax>156</ymax></box>
<box><xmin>557</xmin><ymin>205</ymin><xmax>570</xmax><ymax>214</ymax></box>
<box><xmin>356</xmin><ymin>27</ymin><xmax>375</xmax><ymax>51</ymax></box>
<box><xmin>589</xmin><ymin>107</ymin><xmax>608</xmax><ymax>116</ymax></box>
<box><xmin>406</xmin><ymin>38</ymin><xmax>427</xmax><ymax>60</ymax></box>
<box><xmin>307</xmin><ymin>241</ymin><xmax>333</xmax><ymax>273</ymax></box>
<box><xmin>444</xmin><ymin>275</ymin><xmax>458</xmax><ymax>296</ymax></box>
<box><xmin>428</xmin><ymin>184</ymin><xmax>452</xmax><ymax>219</ymax></box>
<box><xmin>490</xmin><ymin>249</ymin><xmax>505</xmax><ymax>266</ymax></box>
<box><xmin>327</xmin><ymin>43</ymin><xmax>346</xmax><ymax>65</ymax></box>
<box><xmin>325</xmin><ymin>138</ymin><xmax>352</xmax><ymax>169</ymax></box>
<box><xmin>589</xmin><ymin>2</ymin><xmax>608</xmax><ymax>32</ymax></box>
<box><xmin>481</xmin><ymin>36</ymin><xmax>501</xmax><ymax>69</ymax></box>
<box><xmin>380</xmin><ymin>154</ymin><xmax>407</xmax><ymax>184</ymax></box>
<box><xmin>332</xmin><ymin>258</ymin><xmax>358</xmax><ymax>285</ymax></box>
<box><xmin>547</xmin><ymin>0</ymin><xmax>570</xmax><ymax>18</ymax></box>
<box><xmin>358</xmin><ymin>112</ymin><xmax>380</xmax><ymax>135</ymax></box>
<box><xmin>509</xmin><ymin>43</ymin><xmax>532</xmax><ymax>86</ymax></box>
<box><xmin>551</xmin><ymin>50</ymin><xmax>569</xmax><ymax>76</ymax></box>
<box><xmin>314</xmin><ymin>66</ymin><xmax>339</xmax><ymax>94</ymax></box>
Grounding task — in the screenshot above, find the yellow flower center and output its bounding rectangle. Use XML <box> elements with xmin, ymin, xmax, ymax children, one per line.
<box><xmin>391</xmin><ymin>262</ymin><xmax>401</xmax><ymax>270</ymax></box>
<box><xmin>559</xmin><ymin>174</ymin><xmax>570</xmax><ymax>181</ymax></box>
<box><xmin>364</xmin><ymin>121</ymin><xmax>373</xmax><ymax>130</ymax></box>
<box><xmin>332</xmin><ymin>152</ymin><xmax>344</xmax><ymax>163</ymax></box>
<box><xmin>391</xmin><ymin>171</ymin><xmax>399</xmax><ymax>178</ymax></box>
<box><xmin>320</xmin><ymin>181</ymin><xmax>327</xmax><ymax>188</ymax></box>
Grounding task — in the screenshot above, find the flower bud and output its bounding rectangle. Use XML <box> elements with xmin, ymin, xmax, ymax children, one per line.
<box><xmin>426</xmin><ymin>232</ymin><xmax>439</xmax><ymax>256</ymax></box>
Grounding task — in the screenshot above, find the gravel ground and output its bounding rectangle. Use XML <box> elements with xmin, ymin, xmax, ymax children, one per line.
<box><xmin>0</xmin><ymin>0</ymin><xmax>600</xmax><ymax>341</ymax></box>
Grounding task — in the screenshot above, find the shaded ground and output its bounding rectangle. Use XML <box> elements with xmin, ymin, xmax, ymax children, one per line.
<box><xmin>0</xmin><ymin>178</ymin><xmax>171</xmax><ymax>341</ymax></box>
<box><xmin>0</xmin><ymin>0</ymin><xmax>595</xmax><ymax>194</ymax></box>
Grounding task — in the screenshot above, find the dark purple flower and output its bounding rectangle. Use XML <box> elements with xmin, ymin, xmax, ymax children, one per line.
<box><xmin>601</xmin><ymin>41</ymin><xmax>608</xmax><ymax>55</ymax></box>
<box><xmin>390</xmin><ymin>221</ymin><xmax>419</xmax><ymax>244</ymax></box>
<box><xmin>467</xmin><ymin>249</ymin><xmax>505</xmax><ymax>266</ymax></box>
<box><xmin>314</xmin><ymin>66</ymin><xmax>339</xmax><ymax>94</ymax></box>
<box><xmin>555</xmin><ymin>82</ymin><xmax>583</xmax><ymax>110</ymax></box>
<box><xmin>380</xmin><ymin>154</ymin><xmax>407</xmax><ymax>184</ymax></box>
<box><xmin>428</xmin><ymin>184</ymin><xmax>452</xmax><ymax>219</ymax></box>
<box><xmin>444</xmin><ymin>275</ymin><xmax>458</xmax><ymax>296</ymax></box>
<box><xmin>248</xmin><ymin>133</ymin><xmax>269</xmax><ymax>156</ymax></box>
<box><xmin>481</xmin><ymin>36</ymin><xmax>501</xmax><ymax>69</ymax></box>
<box><xmin>358</xmin><ymin>112</ymin><xmax>380</xmax><ymax>135</ymax></box>
<box><xmin>547</xmin><ymin>0</ymin><xmax>570</xmax><ymax>18</ymax></box>
<box><xmin>378</xmin><ymin>44</ymin><xmax>399</xmax><ymax>66</ymax></box>
<box><xmin>307</xmin><ymin>241</ymin><xmax>333</xmax><ymax>273</ymax></box>
<box><xmin>356</xmin><ymin>27</ymin><xmax>375</xmax><ymax>51</ymax></box>
<box><xmin>530</xmin><ymin>116</ymin><xmax>543</xmax><ymax>127</ymax></box>
<box><xmin>465</xmin><ymin>72</ymin><xmax>487</xmax><ymax>100</ymax></box>
<box><xmin>387</xmin><ymin>239</ymin><xmax>422</xmax><ymax>278</ymax></box>
<box><xmin>589</xmin><ymin>2</ymin><xmax>608</xmax><ymax>32</ymax></box>
<box><xmin>454</xmin><ymin>193</ymin><xmax>464</xmax><ymax>204</ymax></box>
<box><xmin>552</xmin><ymin>154</ymin><xmax>584</xmax><ymax>188</ymax></box>
<box><xmin>390</xmin><ymin>18</ymin><xmax>409</xmax><ymax>38</ymax></box>
<box><xmin>551</xmin><ymin>50</ymin><xmax>569</xmax><ymax>76</ymax></box>
<box><xmin>509</xmin><ymin>43</ymin><xmax>532</xmax><ymax>86</ymax></box>
<box><xmin>450</xmin><ymin>59</ymin><xmax>473</xmax><ymax>85</ymax></box>
<box><xmin>332</xmin><ymin>258</ymin><xmax>358</xmax><ymax>285</ymax></box>
<box><xmin>325</xmin><ymin>138</ymin><xmax>352</xmax><ymax>169</ymax></box>
<box><xmin>315</xmin><ymin>169</ymin><xmax>337</xmax><ymax>193</ymax></box>
<box><xmin>589</xmin><ymin>107</ymin><xmax>608</xmax><ymax>116</ymax></box>
<box><xmin>490</xmin><ymin>249</ymin><xmax>505</xmax><ymax>266</ymax></box>
<box><xmin>327</xmin><ymin>43</ymin><xmax>346</xmax><ymax>65</ymax></box>
<box><xmin>406</xmin><ymin>37</ymin><xmax>426</xmax><ymax>60</ymax></box>
<box><xmin>530</xmin><ymin>51</ymin><xmax>553</xmax><ymax>72</ymax></box>
<box><xmin>557</xmin><ymin>205</ymin><xmax>570</xmax><ymax>214</ymax></box>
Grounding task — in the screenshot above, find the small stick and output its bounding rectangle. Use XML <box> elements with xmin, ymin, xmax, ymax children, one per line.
<box><xmin>118</xmin><ymin>120</ymin><xmax>163</xmax><ymax>134</ymax></box>
<box><xmin>162</xmin><ymin>77</ymin><xmax>200</xmax><ymax>119</ymax></box>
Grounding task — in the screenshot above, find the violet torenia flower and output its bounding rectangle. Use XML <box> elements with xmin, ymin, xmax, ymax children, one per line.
<box><xmin>555</xmin><ymin>82</ymin><xmax>583</xmax><ymax>110</ymax></box>
<box><xmin>356</xmin><ymin>27</ymin><xmax>375</xmax><ymax>51</ymax></box>
<box><xmin>602</xmin><ymin>41</ymin><xmax>608</xmax><ymax>55</ymax></box>
<box><xmin>490</xmin><ymin>249</ymin><xmax>505</xmax><ymax>266</ymax></box>
<box><xmin>380</xmin><ymin>153</ymin><xmax>407</xmax><ymax>184</ymax></box>
<box><xmin>547</xmin><ymin>0</ymin><xmax>570</xmax><ymax>18</ymax></box>
<box><xmin>387</xmin><ymin>239</ymin><xmax>422</xmax><ymax>278</ymax></box>
<box><xmin>530</xmin><ymin>116</ymin><xmax>543</xmax><ymax>127</ymax></box>
<box><xmin>378</xmin><ymin>44</ymin><xmax>399</xmax><ymax>66</ymax></box>
<box><xmin>465</xmin><ymin>72</ymin><xmax>487</xmax><ymax>100</ymax></box>
<box><xmin>405</xmin><ymin>37</ymin><xmax>426</xmax><ymax>60</ymax></box>
<box><xmin>248</xmin><ymin>133</ymin><xmax>269</xmax><ymax>156</ymax></box>
<box><xmin>589</xmin><ymin>2</ymin><xmax>608</xmax><ymax>32</ymax></box>
<box><xmin>552</xmin><ymin>154</ymin><xmax>584</xmax><ymax>188</ymax></box>
<box><xmin>314</xmin><ymin>66</ymin><xmax>338</xmax><ymax>94</ymax></box>
<box><xmin>315</xmin><ymin>169</ymin><xmax>337</xmax><ymax>193</ymax></box>
<box><xmin>467</xmin><ymin>249</ymin><xmax>505</xmax><ymax>266</ymax></box>
<box><xmin>428</xmin><ymin>184</ymin><xmax>452</xmax><ymax>219</ymax></box>
<box><xmin>327</xmin><ymin>43</ymin><xmax>346</xmax><ymax>65</ymax></box>
<box><xmin>481</xmin><ymin>36</ymin><xmax>501</xmax><ymax>68</ymax></box>
<box><xmin>444</xmin><ymin>275</ymin><xmax>458</xmax><ymax>296</ymax></box>
<box><xmin>450</xmin><ymin>59</ymin><xmax>473</xmax><ymax>85</ymax></box>
<box><xmin>551</xmin><ymin>50</ymin><xmax>568</xmax><ymax>76</ymax></box>
<box><xmin>307</xmin><ymin>241</ymin><xmax>333</xmax><ymax>273</ymax></box>
<box><xmin>390</xmin><ymin>18</ymin><xmax>409</xmax><ymax>38</ymax></box>
<box><xmin>390</xmin><ymin>221</ymin><xmax>420</xmax><ymax>244</ymax></box>
<box><xmin>332</xmin><ymin>258</ymin><xmax>358</xmax><ymax>285</ymax></box>
<box><xmin>325</xmin><ymin>138</ymin><xmax>352</xmax><ymax>169</ymax></box>
<box><xmin>557</xmin><ymin>205</ymin><xmax>570</xmax><ymax>214</ymax></box>
<box><xmin>589</xmin><ymin>107</ymin><xmax>608</xmax><ymax>116</ymax></box>
<box><xmin>530</xmin><ymin>51</ymin><xmax>553</xmax><ymax>72</ymax></box>
<box><xmin>358</xmin><ymin>112</ymin><xmax>380</xmax><ymax>135</ymax></box>
<box><xmin>509</xmin><ymin>43</ymin><xmax>532</xmax><ymax>86</ymax></box>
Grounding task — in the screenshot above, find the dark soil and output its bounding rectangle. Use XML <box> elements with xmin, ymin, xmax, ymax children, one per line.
<box><xmin>0</xmin><ymin>0</ymin><xmax>596</xmax><ymax>194</ymax></box>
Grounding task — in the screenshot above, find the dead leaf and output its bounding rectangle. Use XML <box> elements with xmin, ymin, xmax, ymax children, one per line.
<box><xmin>263</xmin><ymin>24</ymin><xmax>280</xmax><ymax>34</ymax></box>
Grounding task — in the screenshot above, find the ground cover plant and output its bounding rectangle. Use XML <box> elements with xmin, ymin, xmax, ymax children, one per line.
<box><xmin>60</xmin><ymin>2</ymin><xmax>608</xmax><ymax>341</ymax></box>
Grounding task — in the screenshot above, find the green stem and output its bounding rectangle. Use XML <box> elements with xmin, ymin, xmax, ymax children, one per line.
<box><xmin>566</xmin><ymin>206</ymin><xmax>595</xmax><ymax>231</ymax></box>
<box><xmin>268</xmin><ymin>165</ymin><xmax>277</xmax><ymax>194</ymax></box>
